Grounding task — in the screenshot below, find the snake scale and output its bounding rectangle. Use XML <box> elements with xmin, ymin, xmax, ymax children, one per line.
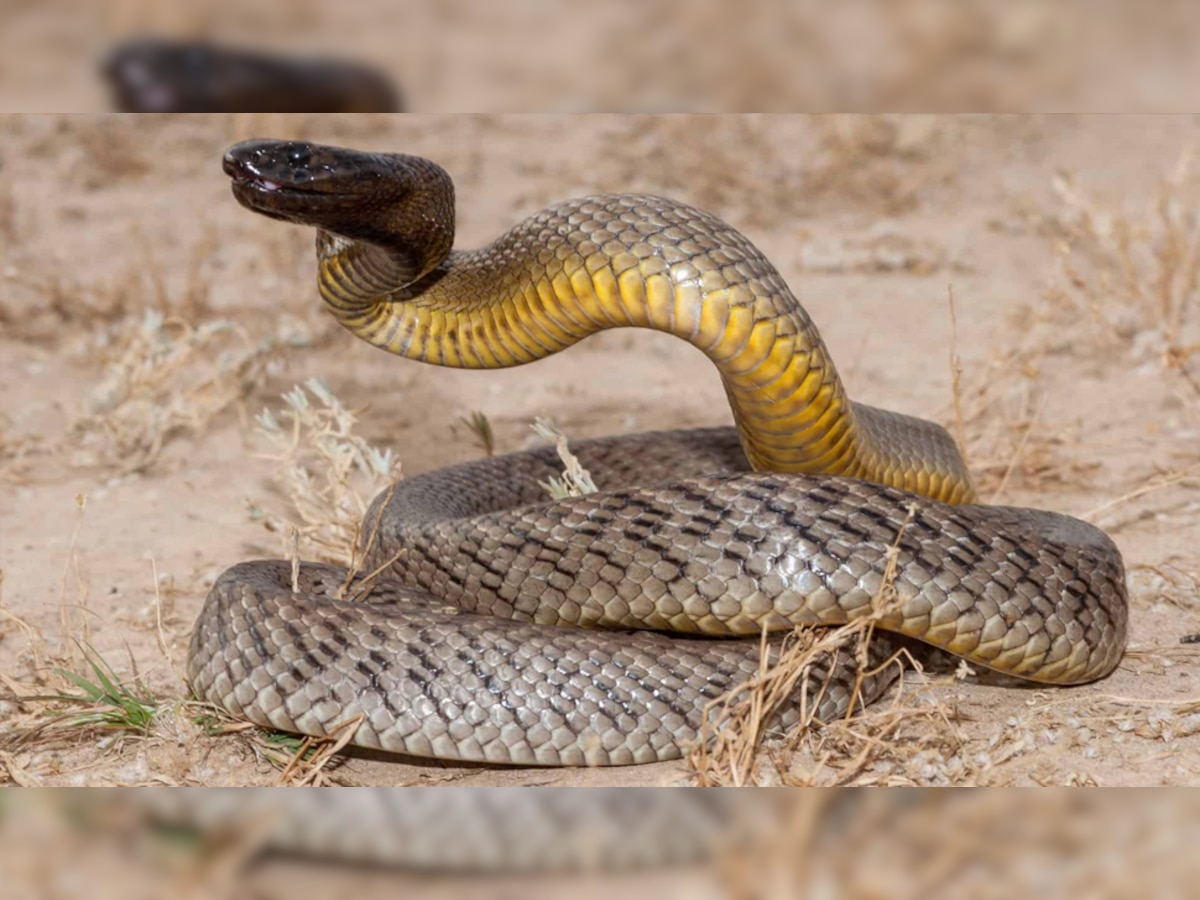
<box><xmin>187</xmin><ymin>140</ymin><xmax>1128</xmax><ymax>766</ymax></box>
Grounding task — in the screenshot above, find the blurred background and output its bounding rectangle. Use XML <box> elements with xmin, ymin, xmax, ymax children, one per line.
<box><xmin>2</xmin><ymin>0</ymin><xmax>1200</xmax><ymax>111</ymax></box>
<box><xmin>3</xmin><ymin>789</ymin><xmax>1198</xmax><ymax>898</ymax></box>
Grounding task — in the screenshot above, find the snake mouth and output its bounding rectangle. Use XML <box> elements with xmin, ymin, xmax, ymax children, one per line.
<box><xmin>227</xmin><ymin>175</ymin><xmax>326</xmax><ymax>225</ymax></box>
<box><xmin>227</xmin><ymin>170</ymin><xmax>332</xmax><ymax>212</ymax></box>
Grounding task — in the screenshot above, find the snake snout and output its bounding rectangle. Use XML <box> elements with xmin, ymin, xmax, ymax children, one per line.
<box><xmin>224</xmin><ymin>139</ymin><xmax>388</xmax><ymax>192</ymax></box>
<box><xmin>224</xmin><ymin>139</ymin><xmax>318</xmax><ymax>187</ymax></box>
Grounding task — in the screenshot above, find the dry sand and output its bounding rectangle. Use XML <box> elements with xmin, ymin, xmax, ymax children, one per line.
<box><xmin>1</xmin><ymin>114</ymin><xmax>1199</xmax><ymax>787</ymax></box>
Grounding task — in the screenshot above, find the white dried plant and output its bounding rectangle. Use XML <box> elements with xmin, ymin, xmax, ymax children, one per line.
<box><xmin>251</xmin><ymin>378</ymin><xmax>398</xmax><ymax>564</ymax></box>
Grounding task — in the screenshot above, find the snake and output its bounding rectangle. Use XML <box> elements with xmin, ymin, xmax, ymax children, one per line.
<box><xmin>103</xmin><ymin>40</ymin><xmax>401</xmax><ymax>113</ymax></box>
<box><xmin>83</xmin><ymin>788</ymin><xmax>761</xmax><ymax>871</ymax></box>
<box><xmin>187</xmin><ymin>139</ymin><xmax>1128</xmax><ymax>767</ymax></box>
<box><xmin>22</xmin><ymin>790</ymin><xmax>1009</xmax><ymax>875</ymax></box>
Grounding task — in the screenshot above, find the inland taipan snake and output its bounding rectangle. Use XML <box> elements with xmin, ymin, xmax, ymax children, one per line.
<box><xmin>189</xmin><ymin>140</ymin><xmax>1129</xmax><ymax>766</ymax></box>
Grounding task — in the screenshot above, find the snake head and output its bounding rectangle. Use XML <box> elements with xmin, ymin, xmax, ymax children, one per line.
<box><xmin>223</xmin><ymin>139</ymin><xmax>455</xmax><ymax>262</ymax></box>
<box><xmin>224</xmin><ymin>140</ymin><xmax>391</xmax><ymax>221</ymax></box>
<box><xmin>103</xmin><ymin>40</ymin><xmax>206</xmax><ymax>112</ymax></box>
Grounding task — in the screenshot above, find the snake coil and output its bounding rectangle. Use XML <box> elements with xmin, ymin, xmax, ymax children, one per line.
<box><xmin>186</xmin><ymin>141</ymin><xmax>1128</xmax><ymax>766</ymax></box>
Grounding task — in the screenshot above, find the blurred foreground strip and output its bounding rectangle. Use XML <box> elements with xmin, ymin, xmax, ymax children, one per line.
<box><xmin>2</xmin><ymin>789</ymin><xmax>1199</xmax><ymax>898</ymax></box>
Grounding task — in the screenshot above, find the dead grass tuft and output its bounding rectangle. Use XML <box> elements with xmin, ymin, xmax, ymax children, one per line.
<box><xmin>249</xmin><ymin>379</ymin><xmax>398</xmax><ymax>566</ymax></box>
<box><xmin>0</xmin><ymin>266</ymin><xmax>134</xmax><ymax>344</ymax></box>
<box><xmin>687</xmin><ymin>621</ymin><xmax>967</xmax><ymax>787</ymax></box>
<box><xmin>804</xmin><ymin>115</ymin><xmax>951</xmax><ymax>217</ymax></box>
<box><xmin>940</xmin><ymin>344</ymin><xmax>1102</xmax><ymax>500</ymax></box>
<box><xmin>0</xmin><ymin>496</ymin><xmax>180</xmax><ymax>774</ymax></box>
<box><xmin>70</xmin><ymin>311</ymin><xmax>300</xmax><ymax>475</ymax></box>
<box><xmin>2</xmin><ymin>232</ymin><xmax>223</xmax><ymax>346</ymax></box>
<box><xmin>531</xmin><ymin>417</ymin><xmax>597</xmax><ymax>499</ymax></box>
<box><xmin>269</xmin><ymin>716</ymin><xmax>363</xmax><ymax>786</ymax></box>
<box><xmin>1034</xmin><ymin>152</ymin><xmax>1200</xmax><ymax>367</ymax></box>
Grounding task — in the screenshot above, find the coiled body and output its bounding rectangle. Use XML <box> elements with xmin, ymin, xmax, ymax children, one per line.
<box><xmin>187</xmin><ymin>141</ymin><xmax>1129</xmax><ymax>766</ymax></box>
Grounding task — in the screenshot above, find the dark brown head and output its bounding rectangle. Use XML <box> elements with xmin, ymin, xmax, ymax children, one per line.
<box><xmin>222</xmin><ymin>140</ymin><xmax>455</xmax><ymax>273</ymax></box>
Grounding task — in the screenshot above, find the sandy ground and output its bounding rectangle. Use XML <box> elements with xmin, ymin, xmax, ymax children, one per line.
<box><xmin>1</xmin><ymin>114</ymin><xmax>1199</xmax><ymax>787</ymax></box>
<box><xmin>6</xmin><ymin>3</ymin><xmax>1200</xmax><ymax>114</ymax></box>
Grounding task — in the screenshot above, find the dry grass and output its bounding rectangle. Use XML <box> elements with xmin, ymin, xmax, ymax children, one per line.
<box><xmin>530</xmin><ymin>417</ymin><xmax>597</xmax><ymax>499</ymax></box>
<box><xmin>803</xmin><ymin>115</ymin><xmax>955</xmax><ymax>217</ymax></box>
<box><xmin>687</xmin><ymin>504</ymin><xmax>969</xmax><ymax>787</ymax></box>
<box><xmin>686</xmin><ymin>620</ymin><xmax>966</xmax><ymax>787</ymax></box>
<box><xmin>935</xmin><ymin>343</ymin><xmax>1099</xmax><ymax>501</ymax></box>
<box><xmin>577</xmin><ymin>115</ymin><xmax>959</xmax><ymax>231</ymax></box>
<box><xmin>70</xmin><ymin>311</ymin><xmax>300</xmax><ymax>475</ymax></box>
<box><xmin>0</xmin><ymin>222</ymin><xmax>316</xmax><ymax>485</ymax></box>
<box><xmin>0</xmin><ymin>265</ymin><xmax>135</xmax><ymax>344</ymax></box>
<box><xmin>0</xmin><ymin>497</ymin><xmax>177</xmax><ymax>772</ymax></box>
<box><xmin>1033</xmin><ymin>151</ymin><xmax>1200</xmax><ymax>364</ymax></box>
<box><xmin>955</xmin><ymin>152</ymin><xmax>1200</xmax><ymax>517</ymax></box>
<box><xmin>249</xmin><ymin>379</ymin><xmax>397</xmax><ymax>566</ymax></box>
<box><xmin>458</xmin><ymin>410</ymin><xmax>496</xmax><ymax>457</ymax></box>
<box><xmin>940</xmin><ymin>284</ymin><xmax>1087</xmax><ymax>503</ymax></box>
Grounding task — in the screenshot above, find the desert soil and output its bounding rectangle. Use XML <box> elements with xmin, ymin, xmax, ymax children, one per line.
<box><xmin>1</xmin><ymin>114</ymin><xmax>1199</xmax><ymax>787</ymax></box>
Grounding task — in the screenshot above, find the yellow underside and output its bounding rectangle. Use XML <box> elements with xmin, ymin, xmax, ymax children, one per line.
<box><xmin>319</xmin><ymin>247</ymin><xmax>976</xmax><ymax>505</ymax></box>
